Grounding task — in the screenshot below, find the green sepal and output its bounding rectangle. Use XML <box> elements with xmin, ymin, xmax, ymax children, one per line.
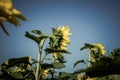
<box><xmin>9</xmin><ymin>72</ymin><xmax>23</xmax><ymax>79</ymax></box>
<box><xmin>45</xmin><ymin>48</ymin><xmax>71</xmax><ymax>54</ymax></box>
<box><xmin>41</xmin><ymin>63</ymin><xmax>54</xmax><ymax>69</ymax></box>
<box><xmin>59</xmin><ymin>72</ymin><xmax>77</xmax><ymax>80</ymax></box>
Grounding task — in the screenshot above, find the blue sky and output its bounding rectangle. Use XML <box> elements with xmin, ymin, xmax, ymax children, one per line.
<box><xmin>0</xmin><ymin>0</ymin><xmax>120</xmax><ymax>72</ymax></box>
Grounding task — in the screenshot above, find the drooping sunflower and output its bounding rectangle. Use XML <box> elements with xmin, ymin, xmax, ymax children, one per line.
<box><xmin>50</xmin><ymin>26</ymin><xmax>72</xmax><ymax>59</ymax></box>
<box><xmin>93</xmin><ymin>43</ymin><xmax>106</xmax><ymax>55</ymax></box>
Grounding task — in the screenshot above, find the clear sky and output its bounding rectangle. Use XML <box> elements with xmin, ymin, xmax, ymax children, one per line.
<box><xmin>0</xmin><ymin>0</ymin><xmax>120</xmax><ymax>73</ymax></box>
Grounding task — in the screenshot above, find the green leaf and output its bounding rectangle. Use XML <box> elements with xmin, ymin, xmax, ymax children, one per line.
<box><xmin>68</xmin><ymin>75</ymin><xmax>77</xmax><ymax>80</ymax></box>
<box><xmin>45</xmin><ymin>58</ymin><xmax>53</xmax><ymax>61</ymax></box>
<box><xmin>59</xmin><ymin>72</ymin><xmax>77</xmax><ymax>80</ymax></box>
<box><xmin>1</xmin><ymin>56</ymin><xmax>35</xmax><ymax>80</ymax></box>
<box><xmin>74</xmin><ymin>55</ymin><xmax>120</xmax><ymax>77</ymax></box>
<box><xmin>73</xmin><ymin>59</ymin><xmax>85</xmax><ymax>68</ymax></box>
<box><xmin>31</xmin><ymin>30</ymin><xmax>42</xmax><ymax>35</ymax></box>
<box><xmin>110</xmin><ymin>48</ymin><xmax>120</xmax><ymax>59</ymax></box>
<box><xmin>8</xmin><ymin>56</ymin><xmax>31</xmax><ymax>66</ymax></box>
<box><xmin>25</xmin><ymin>31</ymin><xmax>48</xmax><ymax>44</ymax></box>
<box><xmin>9</xmin><ymin>72</ymin><xmax>23</xmax><ymax>79</ymax></box>
<box><xmin>25</xmin><ymin>31</ymin><xmax>40</xmax><ymax>44</ymax></box>
<box><xmin>31</xmin><ymin>58</ymin><xmax>39</xmax><ymax>64</ymax></box>
<box><xmin>52</xmin><ymin>62</ymin><xmax>65</xmax><ymax>69</ymax></box>
<box><xmin>59</xmin><ymin>72</ymin><xmax>72</xmax><ymax>78</ymax></box>
<box><xmin>1</xmin><ymin>56</ymin><xmax>31</xmax><ymax>69</ymax></box>
<box><xmin>74</xmin><ymin>68</ymin><xmax>86</xmax><ymax>74</ymax></box>
<box><xmin>39</xmin><ymin>35</ymin><xmax>49</xmax><ymax>40</ymax></box>
<box><xmin>41</xmin><ymin>63</ymin><xmax>54</xmax><ymax>69</ymax></box>
<box><xmin>57</xmin><ymin>54</ymin><xmax>66</xmax><ymax>63</ymax></box>
<box><xmin>80</xmin><ymin>43</ymin><xmax>94</xmax><ymax>50</ymax></box>
<box><xmin>45</xmin><ymin>48</ymin><xmax>71</xmax><ymax>54</ymax></box>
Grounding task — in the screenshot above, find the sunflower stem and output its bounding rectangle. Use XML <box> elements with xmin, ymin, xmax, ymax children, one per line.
<box><xmin>36</xmin><ymin>39</ymin><xmax>46</xmax><ymax>80</ymax></box>
<box><xmin>88</xmin><ymin>50</ymin><xmax>92</xmax><ymax>67</ymax></box>
<box><xmin>51</xmin><ymin>58</ymin><xmax>56</xmax><ymax>79</ymax></box>
<box><xmin>41</xmin><ymin>54</ymin><xmax>47</xmax><ymax>63</ymax></box>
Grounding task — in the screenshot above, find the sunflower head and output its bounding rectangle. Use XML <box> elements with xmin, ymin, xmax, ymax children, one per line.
<box><xmin>50</xmin><ymin>26</ymin><xmax>72</xmax><ymax>49</ymax></box>
<box><xmin>49</xmin><ymin>26</ymin><xmax>72</xmax><ymax>59</ymax></box>
<box><xmin>93</xmin><ymin>43</ymin><xmax>106</xmax><ymax>55</ymax></box>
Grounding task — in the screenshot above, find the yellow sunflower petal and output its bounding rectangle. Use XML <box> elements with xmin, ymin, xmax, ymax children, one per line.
<box><xmin>101</xmin><ymin>50</ymin><xmax>106</xmax><ymax>55</ymax></box>
<box><xmin>64</xmin><ymin>27</ymin><xmax>70</xmax><ymax>33</ymax></box>
<box><xmin>60</xmin><ymin>26</ymin><xmax>69</xmax><ymax>32</ymax></box>
<box><xmin>62</xmin><ymin>39</ymin><xmax>70</xmax><ymax>44</ymax></box>
<box><xmin>93</xmin><ymin>43</ymin><xmax>106</xmax><ymax>55</ymax></box>
<box><xmin>43</xmin><ymin>68</ymin><xmax>50</xmax><ymax>77</ymax></box>
<box><xmin>0</xmin><ymin>0</ymin><xmax>13</xmax><ymax>9</ymax></box>
<box><xmin>60</xmin><ymin>45</ymin><xmax>67</xmax><ymax>50</ymax></box>
<box><xmin>57</xmin><ymin>26</ymin><xmax>62</xmax><ymax>30</ymax></box>
<box><xmin>62</xmin><ymin>36</ymin><xmax>69</xmax><ymax>41</ymax></box>
<box><xmin>60</xmin><ymin>26</ymin><xmax>65</xmax><ymax>31</ymax></box>
<box><xmin>12</xmin><ymin>8</ymin><xmax>21</xmax><ymax>15</ymax></box>
<box><xmin>63</xmin><ymin>31</ymin><xmax>72</xmax><ymax>36</ymax></box>
<box><xmin>4</xmin><ymin>8</ymin><xmax>12</xmax><ymax>15</ymax></box>
<box><xmin>43</xmin><ymin>69</ymin><xmax>49</xmax><ymax>74</ymax></box>
<box><xmin>61</xmin><ymin>42</ymin><xmax>67</xmax><ymax>46</ymax></box>
<box><xmin>53</xmin><ymin>52</ymin><xmax>59</xmax><ymax>59</ymax></box>
<box><xmin>95</xmin><ymin>43</ymin><xmax>105</xmax><ymax>49</ymax></box>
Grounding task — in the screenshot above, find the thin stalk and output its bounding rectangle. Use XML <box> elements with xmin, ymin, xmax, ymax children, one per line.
<box><xmin>36</xmin><ymin>39</ymin><xmax>46</xmax><ymax>80</ymax></box>
<box><xmin>51</xmin><ymin>58</ymin><xmax>56</xmax><ymax>79</ymax></box>
<box><xmin>41</xmin><ymin>54</ymin><xmax>47</xmax><ymax>63</ymax></box>
<box><xmin>88</xmin><ymin>50</ymin><xmax>91</xmax><ymax>67</ymax></box>
<box><xmin>36</xmin><ymin>48</ymin><xmax>40</xmax><ymax>80</ymax></box>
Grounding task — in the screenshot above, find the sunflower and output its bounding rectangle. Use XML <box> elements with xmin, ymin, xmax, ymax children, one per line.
<box><xmin>50</xmin><ymin>26</ymin><xmax>72</xmax><ymax>59</ymax></box>
<box><xmin>56</xmin><ymin>26</ymin><xmax>72</xmax><ymax>49</ymax></box>
<box><xmin>42</xmin><ymin>68</ymin><xmax>50</xmax><ymax>79</ymax></box>
<box><xmin>93</xmin><ymin>43</ymin><xmax>106</xmax><ymax>55</ymax></box>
